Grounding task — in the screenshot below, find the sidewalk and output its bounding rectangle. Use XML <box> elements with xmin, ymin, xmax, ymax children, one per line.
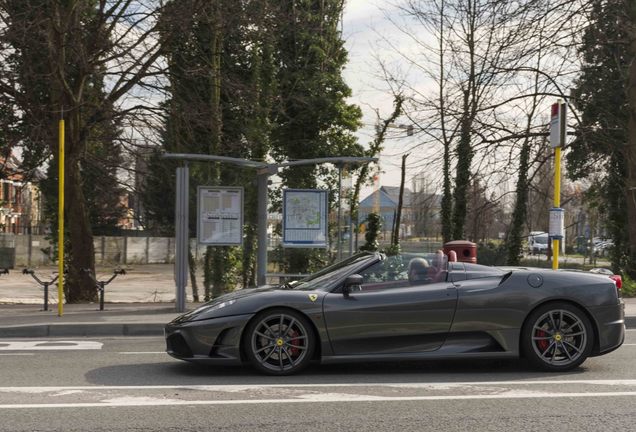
<box><xmin>0</xmin><ymin>303</ymin><xmax>188</xmax><ymax>338</ymax></box>
<box><xmin>0</xmin><ymin>265</ymin><xmax>195</xmax><ymax>338</ymax></box>
<box><xmin>0</xmin><ymin>265</ymin><xmax>635</xmax><ymax>338</ymax></box>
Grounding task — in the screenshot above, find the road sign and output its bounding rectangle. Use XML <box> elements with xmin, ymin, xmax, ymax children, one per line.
<box><xmin>549</xmin><ymin>207</ymin><xmax>565</xmax><ymax>240</ymax></box>
<box><xmin>550</xmin><ymin>102</ymin><xmax>567</xmax><ymax>148</ymax></box>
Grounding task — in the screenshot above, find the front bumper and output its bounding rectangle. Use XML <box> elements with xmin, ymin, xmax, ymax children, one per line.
<box><xmin>165</xmin><ymin>313</ymin><xmax>253</xmax><ymax>365</ymax></box>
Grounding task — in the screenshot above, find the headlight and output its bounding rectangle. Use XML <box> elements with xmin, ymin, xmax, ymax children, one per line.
<box><xmin>205</xmin><ymin>299</ymin><xmax>237</xmax><ymax>311</ymax></box>
<box><xmin>173</xmin><ymin>299</ymin><xmax>237</xmax><ymax>323</ymax></box>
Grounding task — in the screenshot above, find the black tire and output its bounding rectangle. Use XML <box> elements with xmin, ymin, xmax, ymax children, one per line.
<box><xmin>521</xmin><ymin>302</ymin><xmax>594</xmax><ymax>372</ymax></box>
<box><xmin>243</xmin><ymin>308</ymin><xmax>316</xmax><ymax>376</ymax></box>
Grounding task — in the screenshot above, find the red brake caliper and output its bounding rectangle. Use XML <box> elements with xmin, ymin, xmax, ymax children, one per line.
<box><xmin>288</xmin><ymin>330</ymin><xmax>301</xmax><ymax>357</ymax></box>
<box><xmin>536</xmin><ymin>329</ymin><xmax>549</xmax><ymax>352</ymax></box>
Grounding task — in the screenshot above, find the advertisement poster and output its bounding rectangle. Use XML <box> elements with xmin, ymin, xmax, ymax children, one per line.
<box><xmin>197</xmin><ymin>187</ymin><xmax>243</xmax><ymax>246</ymax></box>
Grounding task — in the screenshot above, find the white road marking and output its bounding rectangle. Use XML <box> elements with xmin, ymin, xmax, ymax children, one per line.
<box><xmin>1</xmin><ymin>391</ymin><xmax>636</xmax><ymax>409</ymax></box>
<box><xmin>0</xmin><ymin>353</ymin><xmax>33</xmax><ymax>356</ymax></box>
<box><xmin>53</xmin><ymin>390</ymin><xmax>84</xmax><ymax>396</ymax></box>
<box><xmin>2</xmin><ymin>379</ymin><xmax>636</xmax><ymax>393</ymax></box>
<box><xmin>0</xmin><ymin>341</ymin><xmax>102</xmax><ymax>351</ymax></box>
<box><xmin>118</xmin><ymin>352</ymin><xmax>165</xmax><ymax>355</ymax></box>
<box><xmin>2</xmin><ymin>380</ymin><xmax>636</xmax><ymax>409</ymax></box>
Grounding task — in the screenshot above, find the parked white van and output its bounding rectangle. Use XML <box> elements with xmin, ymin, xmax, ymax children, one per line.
<box><xmin>528</xmin><ymin>231</ymin><xmax>549</xmax><ymax>255</ymax></box>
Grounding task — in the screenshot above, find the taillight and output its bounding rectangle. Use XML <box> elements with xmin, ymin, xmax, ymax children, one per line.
<box><xmin>610</xmin><ymin>275</ymin><xmax>622</xmax><ymax>294</ymax></box>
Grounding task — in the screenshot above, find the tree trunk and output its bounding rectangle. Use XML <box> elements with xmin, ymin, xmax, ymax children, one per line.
<box><xmin>64</xmin><ymin>156</ymin><xmax>97</xmax><ymax>303</ymax></box>
<box><xmin>212</xmin><ymin>247</ymin><xmax>227</xmax><ymax>298</ymax></box>
<box><xmin>451</xmin><ymin>102</ymin><xmax>474</xmax><ymax>240</ymax></box>
<box><xmin>392</xmin><ymin>154</ymin><xmax>408</xmax><ymax>249</ymax></box>
<box><xmin>441</xmin><ymin>138</ymin><xmax>453</xmax><ymax>243</ymax></box>
<box><xmin>242</xmin><ymin>225</ymin><xmax>256</xmax><ymax>288</ymax></box>
<box><xmin>626</xmin><ymin>9</ymin><xmax>636</xmax><ymax>277</ymax></box>
<box><xmin>204</xmin><ymin>2</ymin><xmax>226</xmax><ymax>298</ymax></box>
<box><xmin>451</xmin><ymin>0</ymin><xmax>477</xmax><ymax>241</ymax></box>
<box><xmin>438</xmin><ymin>0</ymin><xmax>453</xmax><ymax>244</ymax></box>
<box><xmin>188</xmin><ymin>248</ymin><xmax>200</xmax><ymax>302</ymax></box>
<box><xmin>204</xmin><ymin>246</ymin><xmax>213</xmax><ymax>301</ymax></box>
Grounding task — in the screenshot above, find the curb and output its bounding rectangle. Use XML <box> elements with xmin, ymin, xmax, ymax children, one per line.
<box><xmin>0</xmin><ymin>323</ymin><xmax>164</xmax><ymax>338</ymax></box>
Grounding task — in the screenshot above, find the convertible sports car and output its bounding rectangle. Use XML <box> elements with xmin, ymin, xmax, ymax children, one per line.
<box><xmin>165</xmin><ymin>251</ymin><xmax>625</xmax><ymax>375</ymax></box>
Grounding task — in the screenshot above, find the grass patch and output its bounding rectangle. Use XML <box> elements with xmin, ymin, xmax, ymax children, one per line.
<box><xmin>621</xmin><ymin>275</ymin><xmax>636</xmax><ymax>298</ymax></box>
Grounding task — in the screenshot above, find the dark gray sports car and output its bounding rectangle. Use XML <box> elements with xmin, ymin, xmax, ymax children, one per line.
<box><xmin>165</xmin><ymin>252</ymin><xmax>625</xmax><ymax>375</ymax></box>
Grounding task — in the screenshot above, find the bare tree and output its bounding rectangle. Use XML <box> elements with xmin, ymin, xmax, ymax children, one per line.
<box><xmin>378</xmin><ymin>0</ymin><xmax>589</xmax><ymax>248</ymax></box>
<box><xmin>349</xmin><ymin>95</ymin><xmax>404</xmax><ymax>242</ymax></box>
<box><xmin>0</xmin><ymin>0</ymin><xmax>177</xmax><ymax>301</ymax></box>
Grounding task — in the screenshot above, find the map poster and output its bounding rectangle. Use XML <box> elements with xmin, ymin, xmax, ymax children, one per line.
<box><xmin>282</xmin><ymin>189</ymin><xmax>328</xmax><ymax>248</ymax></box>
<box><xmin>197</xmin><ymin>186</ymin><xmax>243</xmax><ymax>246</ymax></box>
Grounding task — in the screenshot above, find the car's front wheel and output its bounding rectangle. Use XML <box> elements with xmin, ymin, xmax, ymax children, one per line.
<box><xmin>522</xmin><ymin>302</ymin><xmax>594</xmax><ymax>371</ymax></box>
<box><xmin>243</xmin><ymin>308</ymin><xmax>315</xmax><ymax>375</ymax></box>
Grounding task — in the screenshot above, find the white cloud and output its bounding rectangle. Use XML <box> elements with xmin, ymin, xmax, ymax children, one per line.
<box><xmin>343</xmin><ymin>1</ymin><xmax>434</xmax><ymax>193</ymax></box>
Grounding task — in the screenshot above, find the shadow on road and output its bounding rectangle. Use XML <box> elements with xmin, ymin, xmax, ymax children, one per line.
<box><xmin>84</xmin><ymin>358</ymin><xmax>588</xmax><ymax>386</ymax></box>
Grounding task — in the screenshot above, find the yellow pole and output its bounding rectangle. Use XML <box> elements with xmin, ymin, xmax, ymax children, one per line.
<box><xmin>552</xmin><ymin>146</ymin><xmax>561</xmax><ymax>270</ymax></box>
<box><xmin>58</xmin><ymin>118</ymin><xmax>65</xmax><ymax>316</ymax></box>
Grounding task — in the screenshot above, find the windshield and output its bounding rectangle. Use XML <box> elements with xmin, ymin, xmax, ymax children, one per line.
<box><xmin>359</xmin><ymin>252</ymin><xmax>448</xmax><ymax>285</ymax></box>
<box><xmin>290</xmin><ymin>251</ymin><xmax>449</xmax><ymax>291</ymax></box>
<box><xmin>291</xmin><ymin>252</ymin><xmax>377</xmax><ymax>291</ymax></box>
<box><xmin>535</xmin><ymin>236</ymin><xmax>548</xmax><ymax>245</ymax></box>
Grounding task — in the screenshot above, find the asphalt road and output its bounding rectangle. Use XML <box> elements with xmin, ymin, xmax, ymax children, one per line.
<box><xmin>1</xmin><ymin>331</ymin><xmax>635</xmax><ymax>432</ymax></box>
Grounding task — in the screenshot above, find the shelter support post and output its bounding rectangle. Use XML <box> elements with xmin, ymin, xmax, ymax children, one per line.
<box><xmin>175</xmin><ymin>165</ymin><xmax>189</xmax><ymax>312</ymax></box>
<box><xmin>257</xmin><ymin>168</ymin><xmax>275</xmax><ymax>286</ymax></box>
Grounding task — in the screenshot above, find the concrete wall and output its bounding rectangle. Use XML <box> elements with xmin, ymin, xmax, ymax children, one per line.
<box><xmin>0</xmin><ymin>234</ymin><xmax>177</xmax><ymax>267</ymax></box>
<box><xmin>94</xmin><ymin>236</ymin><xmax>176</xmax><ymax>265</ymax></box>
<box><xmin>1</xmin><ymin>234</ymin><xmax>52</xmax><ymax>267</ymax></box>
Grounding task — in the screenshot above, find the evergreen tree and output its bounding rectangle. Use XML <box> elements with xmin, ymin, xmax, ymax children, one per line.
<box><xmin>567</xmin><ymin>0</ymin><xmax>629</xmax><ymax>273</ymax></box>
<box><xmin>147</xmin><ymin>0</ymin><xmax>364</xmax><ymax>282</ymax></box>
<box><xmin>360</xmin><ymin>213</ymin><xmax>381</xmax><ymax>252</ymax></box>
<box><xmin>144</xmin><ymin>0</ymin><xmax>277</xmax><ymax>297</ymax></box>
<box><xmin>271</xmin><ymin>0</ymin><xmax>363</xmax><ymax>273</ymax></box>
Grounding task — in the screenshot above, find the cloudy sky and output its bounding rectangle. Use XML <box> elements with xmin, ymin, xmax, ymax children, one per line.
<box><xmin>341</xmin><ymin>0</ymin><xmax>428</xmax><ymax>192</ymax></box>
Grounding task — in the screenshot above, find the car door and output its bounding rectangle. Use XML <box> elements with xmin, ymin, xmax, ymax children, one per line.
<box><xmin>322</xmin><ymin>259</ymin><xmax>458</xmax><ymax>356</ymax></box>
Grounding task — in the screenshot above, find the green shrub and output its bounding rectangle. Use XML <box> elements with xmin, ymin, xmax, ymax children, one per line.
<box><xmin>477</xmin><ymin>242</ymin><xmax>507</xmax><ymax>266</ymax></box>
<box><xmin>621</xmin><ymin>274</ymin><xmax>636</xmax><ymax>298</ymax></box>
<box><xmin>360</xmin><ymin>213</ymin><xmax>382</xmax><ymax>252</ymax></box>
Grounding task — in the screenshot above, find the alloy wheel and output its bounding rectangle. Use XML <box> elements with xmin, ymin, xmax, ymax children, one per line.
<box><xmin>250</xmin><ymin>312</ymin><xmax>311</xmax><ymax>373</ymax></box>
<box><xmin>530</xmin><ymin>308</ymin><xmax>589</xmax><ymax>367</ymax></box>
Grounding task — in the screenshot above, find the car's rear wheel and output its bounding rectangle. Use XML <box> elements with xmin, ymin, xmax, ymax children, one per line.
<box><xmin>522</xmin><ymin>302</ymin><xmax>594</xmax><ymax>371</ymax></box>
<box><xmin>244</xmin><ymin>308</ymin><xmax>315</xmax><ymax>375</ymax></box>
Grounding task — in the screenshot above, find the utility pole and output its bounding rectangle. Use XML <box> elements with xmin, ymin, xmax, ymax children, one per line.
<box><xmin>549</xmin><ymin>101</ymin><xmax>567</xmax><ymax>270</ymax></box>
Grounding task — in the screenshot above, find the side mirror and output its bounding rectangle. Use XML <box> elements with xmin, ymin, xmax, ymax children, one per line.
<box><xmin>342</xmin><ymin>274</ymin><xmax>363</xmax><ymax>298</ymax></box>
